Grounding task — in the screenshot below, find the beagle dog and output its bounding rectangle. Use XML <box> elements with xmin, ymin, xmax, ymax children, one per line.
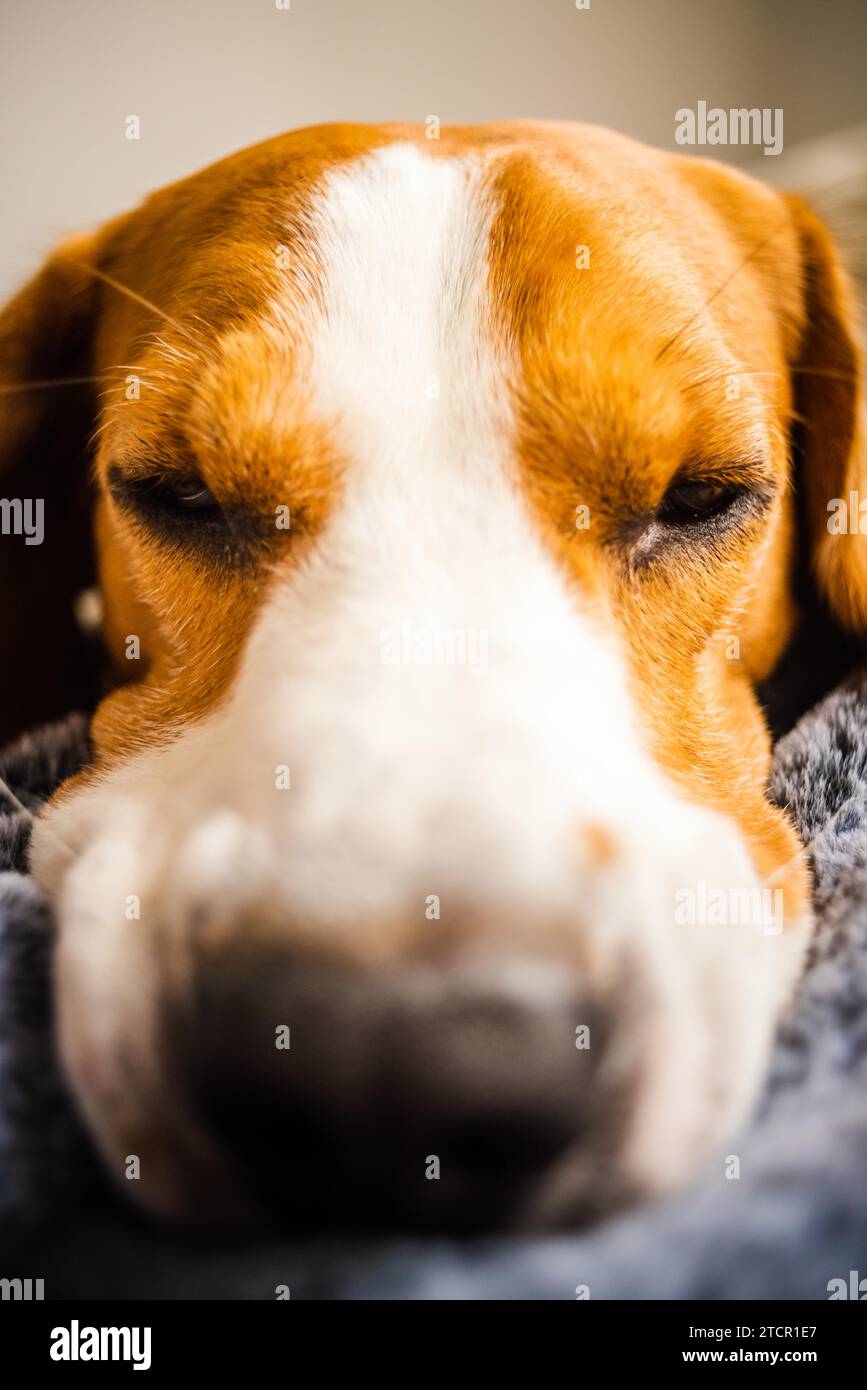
<box><xmin>0</xmin><ymin>122</ymin><xmax>864</xmax><ymax>1232</ymax></box>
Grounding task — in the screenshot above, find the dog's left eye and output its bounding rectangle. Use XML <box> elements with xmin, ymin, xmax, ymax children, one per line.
<box><xmin>659</xmin><ymin>479</ymin><xmax>737</xmax><ymax>523</ymax></box>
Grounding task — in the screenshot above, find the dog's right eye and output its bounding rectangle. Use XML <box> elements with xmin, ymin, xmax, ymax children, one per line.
<box><xmin>165</xmin><ymin>476</ymin><xmax>220</xmax><ymax>511</ymax></box>
<box><xmin>108</xmin><ymin>467</ymin><xmax>227</xmax><ymax>539</ymax></box>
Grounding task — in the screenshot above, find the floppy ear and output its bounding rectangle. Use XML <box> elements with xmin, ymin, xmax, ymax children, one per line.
<box><xmin>0</xmin><ymin>233</ymin><xmax>107</xmax><ymax>743</ymax></box>
<box><xmin>787</xmin><ymin>195</ymin><xmax>867</xmax><ymax>632</ymax></box>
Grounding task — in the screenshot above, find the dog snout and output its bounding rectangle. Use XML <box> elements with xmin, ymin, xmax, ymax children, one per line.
<box><xmin>36</xmin><ymin>716</ymin><xmax>789</xmax><ymax>1230</ymax></box>
<box><xmin>172</xmin><ymin>946</ymin><xmax>623</xmax><ymax>1231</ymax></box>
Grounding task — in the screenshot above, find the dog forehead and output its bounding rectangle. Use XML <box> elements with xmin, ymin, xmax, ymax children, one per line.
<box><xmin>113</xmin><ymin>125</ymin><xmax>785</xmax><ymax>495</ymax></box>
<box><xmin>188</xmin><ymin>135</ymin><xmax>673</xmax><ymax>451</ymax></box>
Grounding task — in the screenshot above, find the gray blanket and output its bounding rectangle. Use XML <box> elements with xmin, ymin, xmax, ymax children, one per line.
<box><xmin>2</xmin><ymin>679</ymin><xmax>867</xmax><ymax>1300</ymax></box>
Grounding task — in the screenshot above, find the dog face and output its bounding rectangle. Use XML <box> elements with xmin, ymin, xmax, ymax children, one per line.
<box><xmin>2</xmin><ymin>123</ymin><xmax>864</xmax><ymax>1230</ymax></box>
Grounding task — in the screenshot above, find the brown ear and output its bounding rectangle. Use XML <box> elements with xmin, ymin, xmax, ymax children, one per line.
<box><xmin>787</xmin><ymin>195</ymin><xmax>867</xmax><ymax>632</ymax></box>
<box><xmin>0</xmin><ymin>233</ymin><xmax>108</xmax><ymax>743</ymax></box>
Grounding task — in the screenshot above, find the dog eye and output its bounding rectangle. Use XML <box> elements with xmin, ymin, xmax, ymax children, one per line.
<box><xmin>659</xmin><ymin>479</ymin><xmax>737</xmax><ymax>523</ymax></box>
<box><xmin>167</xmin><ymin>477</ymin><xmax>219</xmax><ymax>511</ymax></box>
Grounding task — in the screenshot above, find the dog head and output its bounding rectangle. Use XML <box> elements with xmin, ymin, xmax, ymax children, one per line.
<box><xmin>1</xmin><ymin>122</ymin><xmax>864</xmax><ymax>1230</ymax></box>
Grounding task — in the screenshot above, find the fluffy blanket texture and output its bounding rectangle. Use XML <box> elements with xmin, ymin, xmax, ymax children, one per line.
<box><xmin>2</xmin><ymin>680</ymin><xmax>867</xmax><ymax>1300</ymax></box>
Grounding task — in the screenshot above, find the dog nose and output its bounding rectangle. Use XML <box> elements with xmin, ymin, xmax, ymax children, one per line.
<box><xmin>175</xmin><ymin>946</ymin><xmax>614</xmax><ymax>1231</ymax></box>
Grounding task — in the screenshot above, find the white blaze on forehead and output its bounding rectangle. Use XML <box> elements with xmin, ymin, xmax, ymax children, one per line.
<box><xmin>187</xmin><ymin>141</ymin><xmax>702</xmax><ymax>921</ymax></box>
<box><xmin>306</xmin><ymin>142</ymin><xmax>503</xmax><ymax>465</ymax></box>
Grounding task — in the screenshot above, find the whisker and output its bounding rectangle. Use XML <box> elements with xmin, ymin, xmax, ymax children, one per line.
<box><xmin>0</xmin><ymin>375</ymin><xmax>107</xmax><ymax>394</ymax></box>
<box><xmin>151</xmin><ymin>333</ymin><xmax>196</xmax><ymax>365</ymax></box>
<box><xmin>0</xmin><ymin>775</ymin><xmax>34</xmax><ymax>820</ymax></box>
<box><xmin>790</xmin><ymin>366</ymin><xmax>858</xmax><ymax>382</ymax></box>
<box><xmin>656</xmin><ymin>218</ymin><xmax>791</xmax><ymax>362</ymax></box>
<box><xmin>682</xmin><ymin>368</ymin><xmax>789</xmax><ymax>398</ymax></box>
<box><xmin>69</xmin><ymin>260</ymin><xmax>192</xmax><ymax>339</ymax></box>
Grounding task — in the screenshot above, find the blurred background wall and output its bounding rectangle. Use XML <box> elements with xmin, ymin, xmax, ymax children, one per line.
<box><xmin>1</xmin><ymin>0</ymin><xmax>866</xmax><ymax>296</ymax></box>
